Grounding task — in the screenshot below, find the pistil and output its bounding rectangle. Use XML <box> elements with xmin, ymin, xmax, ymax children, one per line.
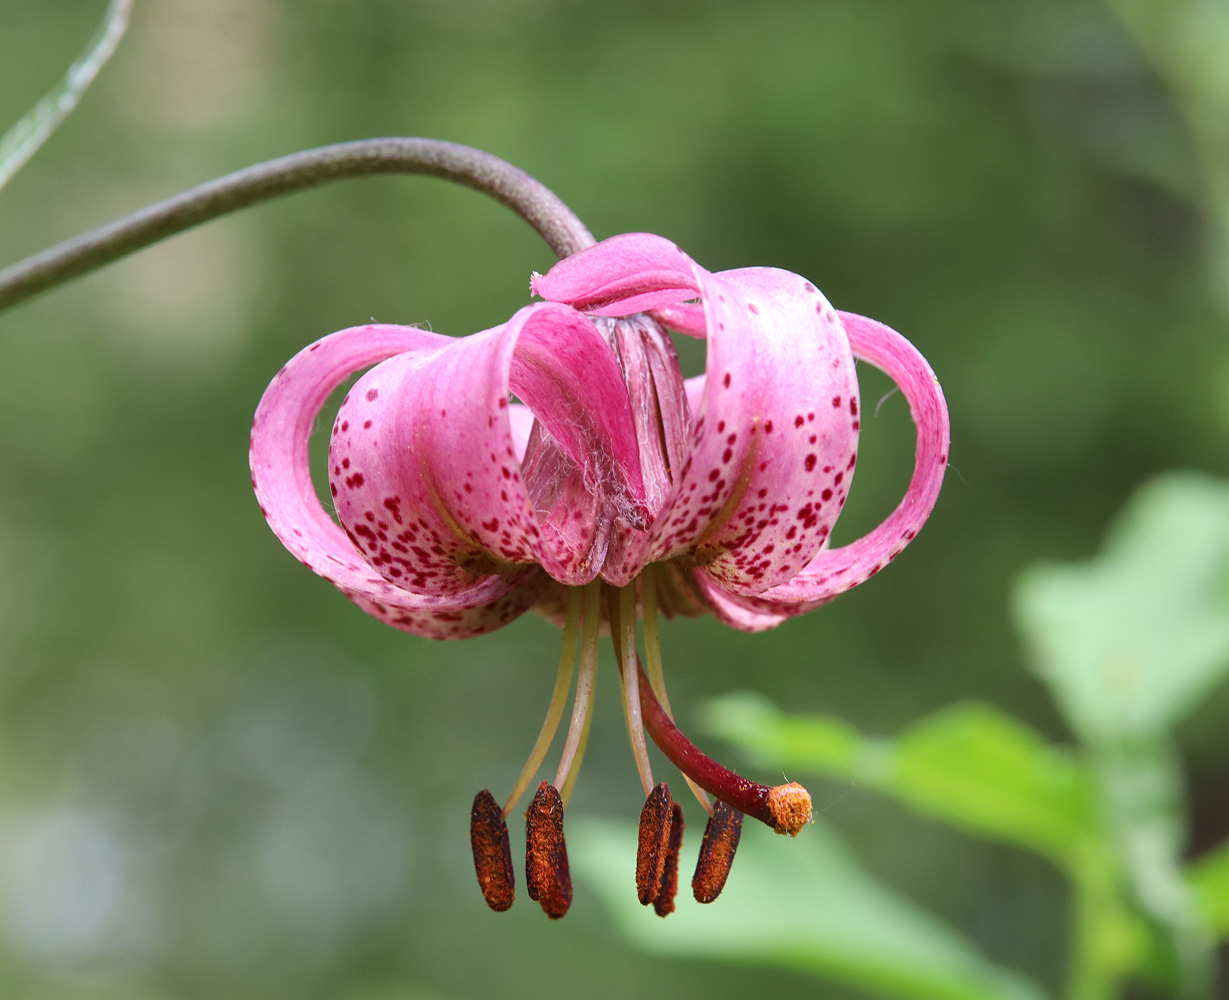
<box><xmin>641</xmin><ymin>567</ymin><xmax>713</xmax><ymax>814</ymax></box>
<box><xmin>636</xmin><ymin>660</ymin><xmax>812</xmax><ymax>836</ymax></box>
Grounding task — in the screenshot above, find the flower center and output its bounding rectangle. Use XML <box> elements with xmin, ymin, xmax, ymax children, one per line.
<box><xmin>468</xmin><ymin>566</ymin><xmax>812</xmax><ymax>919</ymax></box>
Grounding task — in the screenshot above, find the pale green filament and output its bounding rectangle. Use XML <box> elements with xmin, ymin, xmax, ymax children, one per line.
<box><xmin>641</xmin><ymin>567</ymin><xmax>713</xmax><ymax>814</ymax></box>
<box><xmin>617</xmin><ymin>583</ymin><xmax>655</xmax><ymax>797</ymax></box>
<box><xmin>502</xmin><ymin>586</ymin><xmax>582</xmax><ymax>817</ymax></box>
<box><xmin>555</xmin><ymin>580</ymin><xmax>601</xmax><ymax>805</ymax></box>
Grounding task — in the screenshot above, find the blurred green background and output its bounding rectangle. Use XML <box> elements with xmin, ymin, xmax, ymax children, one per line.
<box><xmin>0</xmin><ymin>1</ymin><xmax>1227</xmax><ymax>998</ymax></box>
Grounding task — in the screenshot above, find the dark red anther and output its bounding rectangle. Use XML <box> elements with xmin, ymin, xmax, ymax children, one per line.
<box><xmin>653</xmin><ymin>802</ymin><xmax>685</xmax><ymax>917</ymax></box>
<box><xmin>636</xmin><ymin>783</ymin><xmax>673</xmax><ymax>905</ymax></box>
<box><xmin>525</xmin><ymin>780</ymin><xmax>572</xmax><ymax>919</ymax></box>
<box><xmin>693</xmin><ymin>800</ymin><xmax>743</xmax><ymax>904</ymax></box>
<box><xmin>470</xmin><ymin>789</ymin><xmax>514</xmax><ymax>912</ymax></box>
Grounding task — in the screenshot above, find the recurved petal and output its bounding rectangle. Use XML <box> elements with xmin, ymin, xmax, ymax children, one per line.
<box><xmin>329</xmin><ymin>303</ymin><xmax>647</xmax><ymax>590</ymax></box>
<box><xmin>738</xmin><ymin>312</ymin><xmax>950</xmax><ymax>609</ymax></box>
<box><xmin>644</xmin><ymin>267</ymin><xmax>860</xmax><ymax>595</ymax></box>
<box><xmin>689</xmin><ymin>571</ymin><xmax>798</xmax><ymax>632</ymax></box>
<box><xmin>250</xmin><ymin>324</ymin><xmax>537</xmax><ymax>639</ymax></box>
<box><xmin>532</xmin><ymin>232</ymin><xmax>699</xmax><ymax>315</ymax></box>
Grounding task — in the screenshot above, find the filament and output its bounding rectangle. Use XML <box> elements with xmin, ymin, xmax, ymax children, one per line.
<box><xmin>554</xmin><ymin>580</ymin><xmax>601</xmax><ymax>804</ymax></box>
<box><xmin>640</xmin><ymin>567</ymin><xmax>713</xmax><ymax>814</ymax></box>
<box><xmin>502</xmin><ymin>587</ymin><xmax>582</xmax><ymax>817</ymax></box>
<box><xmin>616</xmin><ymin>583</ymin><xmax>655</xmax><ymax>796</ymax></box>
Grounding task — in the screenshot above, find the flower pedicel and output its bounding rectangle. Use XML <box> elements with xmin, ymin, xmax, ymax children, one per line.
<box><xmin>251</xmin><ymin>228</ymin><xmax>949</xmax><ymax>918</ymax></box>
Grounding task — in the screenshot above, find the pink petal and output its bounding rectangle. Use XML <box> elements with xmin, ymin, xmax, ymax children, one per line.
<box><xmin>250</xmin><ymin>324</ymin><xmax>538</xmax><ymax>638</ymax></box>
<box><xmin>742</xmin><ymin>312</ymin><xmax>950</xmax><ymax>609</ymax></box>
<box><xmin>532</xmin><ymin>232</ymin><xmax>699</xmax><ymax>314</ymax></box>
<box><xmin>649</xmin><ymin>302</ymin><xmax>708</xmax><ymax>338</ymax></box>
<box><xmin>641</xmin><ymin>267</ymin><xmax>859</xmax><ymax>595</ymax></box>
<box><xmin>689</xmin><ymin>572</ymin><xmax>797</xmax><ymax>632</ymax></box>
<box><xmin>329</xmin><ymin>303</ymin><xmax>648</xmax><ymax>590</ymax></box>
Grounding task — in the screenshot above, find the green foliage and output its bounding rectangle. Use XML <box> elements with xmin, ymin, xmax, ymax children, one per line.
<box><xmin>705</xmin><ymin>695</ymin><xmax>1098</xmax><ymax>867</ymax></box>
<box><xmin>572</xmin><ymin>818</ymin><xmax>1048</xmax><ymax>1000</ymax></box>
<box><xmin>1188</xmin><ymin>843</ymin><xmax>1229</xmax><ymax>936</ymax></box>
<box><xmin>1014</xmin><ymin>474</ymin><xmax>1229</xmax><ymax>742</ymax></box>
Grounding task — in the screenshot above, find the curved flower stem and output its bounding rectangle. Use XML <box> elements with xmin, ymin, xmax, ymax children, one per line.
<box><xmin>0</xmin><ymin>137</ymin><xmax>596</xmax><ymax>313</ymax></box>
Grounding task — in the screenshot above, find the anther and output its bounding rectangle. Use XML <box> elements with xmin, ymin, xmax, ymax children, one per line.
<box><xmin>525</xmin><ymin>780</ymin><xmax>572</xmax><ymax>919</ymax></box>
<box><xmin>692</xmin><ymin>800</ymin><xmax>743</xmax><ymax>904</ymax></box>
<box><xmin>653</xmin><ymin>802</ymin><xmax>685</xmax><ymax>917</ymax></box>
<box><xmin>636</xmin><ymin>783</ymin><xmax>673</xmax><ymax>905</ymax></box>
<box><xmin>470</xmin><ymin>789</ymin><xmax>515</xmax><ymax>912</ymax></box>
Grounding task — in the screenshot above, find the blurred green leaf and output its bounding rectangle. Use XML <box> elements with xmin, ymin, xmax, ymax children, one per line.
<box><xmin>704</xmin><ymin>694</ymin><xmax>1097</xmax><ymax>866</ymax></box>
<box><xmin>1014</xmin><ymin>473</ymin><xmax>1229</xmax><ymax>742</ymax></box>
<box><xmin>1013</xmin><ymin>474</ymin><xmax>1229</xmax><ymax>994</ymax></box>
<box><xmin>1188</xmin><ymin>842</ymin><xmax>1229</xmax><ymax>937</ymax></box>
<box><xmin>892</xmin><ymin>705</ymin><xmax>1097</xmax><ymax>864</ymax></box>
<box><xmin>572</xmin><ymin>818</ymin><xmax>1049</xmax><ymax>1000</ymax></box>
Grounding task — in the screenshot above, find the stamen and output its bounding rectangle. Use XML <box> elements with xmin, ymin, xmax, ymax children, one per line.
<box><xmin>502</xmin><ymin>587</ymin><xmax>582</xmax><ymax>817</ymax></box>
<box><xmin>525</xmin><ymin>780</ymin><xmax>572</xmax><ymax>919</ymax></box>
<box><xmin>613</xmin><ymin>583</ymin><xmax>654</xmax><ymax>796</ymax></box>
<box><xmin>470</xmin><ymin>789</ymin><xmax>515</xmax><ymax>912</ymax></box>
<box><xmin>653</xmin><ymin>802</ymin><xmax>685</xmax><ymax>917</ymax></box>
<box><xmin>692</xmin><ymin>800</ymin><xmax>743</xmax><ymax>903</ymax></box>
<box><xmin>641</xmin><ymin>567</ymin><xmax>713</xmax><ymax>814</ymax></box>
<box><xmin>555</xmin><ymin>580</ymin><xmax>601</xmax><ymax>805</ymax></box>
<box><xmin>636</xmin><ymin>782</ymin><xmax>673</xmax><ymax>905</ymax></box>
<box><xmin>636</xmin><ymin>661</ymin><xmax>812</xmax><ymax>835</ymax></box>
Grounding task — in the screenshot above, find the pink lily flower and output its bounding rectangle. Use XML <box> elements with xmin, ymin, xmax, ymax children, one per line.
<box><xmin>250</xmin><ymin>232</ymin><xmax>949</xmax><ymax>919</ymax></box>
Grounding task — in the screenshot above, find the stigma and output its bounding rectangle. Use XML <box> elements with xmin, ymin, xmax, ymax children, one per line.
<box><xmin>469</xmin><ymin>569</ymin><xmax>812</xmax><ymax>919</ymax></box>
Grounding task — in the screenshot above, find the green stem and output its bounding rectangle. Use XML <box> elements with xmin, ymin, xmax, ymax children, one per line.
<box><xmin>1065</xmin><ymin>848</ymin><xmax>1124</xmax><ymax>1000</ymax></box>
<box><xmin>0</xmin><ymin>137</ymin><xmax>595</xmax><ymax>313</ymax></box>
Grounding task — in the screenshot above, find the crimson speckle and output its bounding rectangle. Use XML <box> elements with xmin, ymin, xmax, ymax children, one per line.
<box><xmin>366</xmin><ymin>389</ymin><xmax>379</xmax><ymax>401</ymax></box>
<box><xmin>804</xmin><ymin>455</ymin><xmax>817</xmax><ymax>472</ymax></box>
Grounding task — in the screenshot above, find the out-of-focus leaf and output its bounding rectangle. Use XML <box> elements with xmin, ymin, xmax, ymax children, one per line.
<box><xmin>704</xmin><ymin>694</ymin><xmax>1098</xmax><ymax>866</ymax></box>
<box><xmin>1188</xmin><ymin>842</ymin><xmax>1229</xmax><ymax>937</ymax></box>
<box><xmin>572</xmin><ymin>818</ymin><xmax>1048</xmax><ymax>1000</ymax></box>
<box><xmin>1014</xmin><ymin>474</ymin><xmax>1229</xmax><ymax>994</ymax></box>
<box><xmin>893</xmin><ymin>704</ymin><xmax>1097</xmax><ymax>864</ymax></box>
<box><xmin>1014</xmin><ymin>473</ymin><xmax>1229</xmax><ymax>742</ymax></box>
<box><xmin>0</xmin><ymin>0</ymin><xmax>133</xmax><ymax>192</ymax></box>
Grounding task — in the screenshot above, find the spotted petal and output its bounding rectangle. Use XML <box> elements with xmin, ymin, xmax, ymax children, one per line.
<box><xmin>693</xmin><ymin>312</ymin><xmax>951</xmax><ymax>629</ymax></box>
<box><xmin>329</xmin><ymin>302</ymin><xmax>649</xmax><ymax>591</ymax></box>
<box><xmin>250</xmin><ymin>324</ymin><xmax>543</xmax><ymax>639</ymax></box>
<box><xmin>536</xmin><ymin>234</ymin><xmax>859</xmax><ymax>594</ymax></box>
